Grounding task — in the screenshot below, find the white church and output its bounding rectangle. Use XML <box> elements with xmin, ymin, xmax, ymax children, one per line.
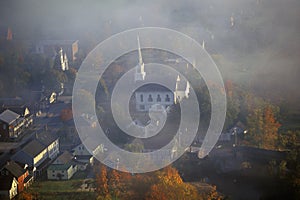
<box><xmin>134</xmin><ymin>37</ymin><xmax>190</xmax><ymax>112</ymax></box>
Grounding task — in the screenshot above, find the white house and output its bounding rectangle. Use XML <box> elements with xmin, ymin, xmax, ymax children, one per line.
<box><xmin>47</xmin><ymin>163</ymin><xmax>77</xmax><ymax>180</ymax></box>
<box><xmin>0</xmin><ymin>176</ymin><xmax>18</xmax><ymax>200</ymax></box>
<box><xmin>35</xmin><ymin>132</ymin><xmax>60</xmax><ymax>160</ymax></box>
<box><xmin>47</xmin><ymin>151</ymin><xmax>78</xmax><ymax>180</ymax></box>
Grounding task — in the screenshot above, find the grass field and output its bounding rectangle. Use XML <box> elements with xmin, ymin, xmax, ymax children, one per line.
<box><xmin>26</xmin><ymin>179</ymin><xmax>97</xmax><ymax>200</ymax></box>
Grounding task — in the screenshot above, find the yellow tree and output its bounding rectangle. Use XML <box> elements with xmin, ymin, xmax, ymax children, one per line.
<box><xmin>146</xmin><ymin>166</ymin><xmax>199</xmax><ymax>200</ymax></box>
<box><xmin>262</xmin><ymin>106</ymin><xmax>281</xmax><ymax>149</ymax></box>
<box><xmin>246</xmin><ymin>105</ymin><xmax>281</xmax><ymax>149</ymax></box>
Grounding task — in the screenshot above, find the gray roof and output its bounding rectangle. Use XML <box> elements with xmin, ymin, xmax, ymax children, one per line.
<box><xmin>135</xmin><ymin>84</ymin><xmax>172</xmax><ymax>93</ymax></box>
<box><xmin>22</xmin><ymin>140</ymin><xmax>46</xmax><ymax>157</ymax></box>
<box><xmin>35</xmin><ymin>132</ymin><xmax>58</xmax><ymax>146</ymax></box>
<box><xmin>0</xmin><ymin>106</ymin><xmax>30</xmax><ymax>117</ymax></box>
<box><xmin>0</xmin><ymin>109</ymin><xmax>20</xmax><ymax>124</ymax></box>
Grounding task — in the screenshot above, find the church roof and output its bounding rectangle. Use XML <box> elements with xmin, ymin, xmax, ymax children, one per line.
<box><xmin>135</xmin><ymin>84</ymin><xmax>172</xmax><ymax>93</ymax></box>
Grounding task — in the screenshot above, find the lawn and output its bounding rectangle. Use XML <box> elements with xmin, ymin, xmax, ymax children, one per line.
<box><xmin>26</xmin><ymin>179</ymin><xmax>97</xmax><ymax>200</ymax></box>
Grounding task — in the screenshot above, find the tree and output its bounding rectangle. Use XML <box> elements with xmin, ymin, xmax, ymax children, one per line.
<box><xmin>108</xmin><ymin>169</ymin><xmax>121</xmax><ymax>199</ymax></box>
<box><xmin>60</xmin><ymin>107</ymin><xmax>73</xmax><ymax>121</ymax></box>
<box><xmin>146</xmin><ymin>167</ymin><xmax>199</xmax><ymax>200</ymax></box>
<box><xmin>96</xmin><ymin>164</ymin><xmax>111</xmax><ymax>199</ymax></box>
<box><xmin>245</xmin><ymin>104</ymin><xmax>281</xmax><ymax>149</ymax></box>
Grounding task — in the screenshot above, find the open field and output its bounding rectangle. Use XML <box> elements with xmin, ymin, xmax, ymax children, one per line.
<box><xmin>26</xmin><ymin>179</ymin><xmax>96</xmax><ymax>200</ymax></box>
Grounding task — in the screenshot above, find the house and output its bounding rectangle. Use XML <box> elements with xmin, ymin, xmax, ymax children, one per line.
<box><xmin>72</xmin><ymin>137</ymin><xmax>102</xmax><ymax>166</ymax></box>
<box><xmin>12</xmin><ymin>132</ymin><xmax>60</xmax><ymax>177</ymax></box>
<box><xmin>133</xmin><ymin>36</ymin><xmax>190</xmax><ymax>112</ymax></box>
<box><xmin>0</xmin><ymin>109</ymin><xmax>26</xmax><ymax>139</ymax></box>
<box><xmin>35</xmin><ymin>132</ymin><xmax>60</xmax><ymax>160</ymax></box>
<box><xmin>72</xmin><ymin>143</ymin><xmax>94</xmax><ymax>166</ymax></box>
<box><xmin>0</xmin><ymin>106</ymin><xmax>33</xmax><ymax>129</ymax></box>
<box><xmin>229</xmin><ymin>121</ymin><xmax>247</xmax><ymax>135</ymax></box>
<box><xmin>218</xmin><ymin>132</ymin><xmax>231</xmax><ymax>142</ymax></box>
<box><xmin>47</xmin><ymin>151</ymin><xmax>78</xmax><ymax>180</ymax></box>
<box><xmin>0</xmin><ymin>161</ymin><xmax>33</xmax><ymax>192</ymax></box>
<box><xmin>0</xmin><ymin>175</ymin><xmax>18</xmax><ymax>200</ymax></box>
<box><xmin>47</xmin><ymin>163</ymin><xmax>77</xmax><ymax>180</ymax></box>
<box><xmin>12</xmin><ymin>140</ymin><xmax>49</xmax><ymax>177</ymax></box>
<box><xmin>34</xmin><ymin>40</ymin><xmax>78</xmax><ymax>62</ymax></box>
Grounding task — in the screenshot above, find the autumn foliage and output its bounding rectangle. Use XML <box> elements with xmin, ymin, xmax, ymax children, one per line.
<box><xmin>60</xmin><ymin>107</ymin><xmax>73</xmax><ymax>121</ymax></box>
<box><xmin>246</xmin><ymin>105</ymin><xmax>281</xmax><ymax>149</ymax></box>
<box><xmin>94</xmin><ymin>163</ymin><xmax>221</xmax><ymax>200</ymax></box>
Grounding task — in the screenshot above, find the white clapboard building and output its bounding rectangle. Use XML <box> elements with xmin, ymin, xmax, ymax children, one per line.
<box><xmin>134</xmin><ymin>36</ymin><xmax>190</xmax><ymax>112</ymax></box>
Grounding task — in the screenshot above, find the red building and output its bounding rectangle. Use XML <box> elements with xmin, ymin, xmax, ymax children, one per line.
<box><xmin>0</xmin><ymin>161</ymin><xmax>33</xmax><ymax>192</ymax></box>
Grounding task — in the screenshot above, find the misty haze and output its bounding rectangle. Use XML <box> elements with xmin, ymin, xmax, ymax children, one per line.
<box><xmin>0</xmin><ymin>0</ymin><xmax>299</xmax><ymax>200</ymax></box>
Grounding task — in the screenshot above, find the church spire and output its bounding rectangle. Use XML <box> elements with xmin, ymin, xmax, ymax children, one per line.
<box><xmin>134</xmin><ymin>36</ymin><xmax>146</xmax><ymax>82</ymax></box>
<box><xmin>137</xmin><ymin>35</ymin><xmax>143</xmax><ymax>67</ymax></box>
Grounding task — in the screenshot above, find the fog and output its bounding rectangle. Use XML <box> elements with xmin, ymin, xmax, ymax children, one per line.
<box><xmin>1</xmin><ymin>0</ymin><xmax>299</xmax><ymax>109</ymax></box>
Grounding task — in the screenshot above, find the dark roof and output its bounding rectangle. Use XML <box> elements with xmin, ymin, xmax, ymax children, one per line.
<box><xmin>135</xmin><ymin>84</ymin><xmax>172</xmax><ymax>93</ymax></box>
<box><xmin>0</xmin><ymin>109</ymin><xmax>20</xmax><ymax>124</ymax></box>
<box><xmin>74</xmin><ymin>155</ymin><xmax>93</xmax><ymax>160</ymax></box>
<box><xmin>24</xmin><ymin>174</ymin><xmax>33</xmax><ymax>183</ymax></box>
<box><xmin>0</xmin><ymin>175</ymin><xmax>15</xmax><ymax>190</ymax></box>
<box><xmin>22</xmin><ymin>140</ymin><xmax>46</xmax><ymax>157</ymax></box>
<box><xmin>3</xmin><ymin>160</ymin><xmax>26</xmax><ymax>178</ymax></box>
<box><xmin>48</xmin><ymin>163</ymin><xmax>74</xmax><ymax>171</ymax></box>
<box><xmin>0</xmin><ymin>97</ymin><xmax>24</xmax><ymax>107</ymax></box>
<box><xmin>35</xmin><ymin>132</ymin><xmax>58</xmax><ymax>146</ymax></box>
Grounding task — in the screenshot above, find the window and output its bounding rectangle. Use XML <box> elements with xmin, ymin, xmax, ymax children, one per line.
<box><xmin>140</xmin><ymin>94</ymin><xmax>144</xmax><ymax>102</ymax></box>
<box><xmin>3</xmin><ymin>124</ymin><xmax>6</xmax><ymax>130</ymax></box>
<box><xmin>157</xmin><ymin>94</ymin><xmax>161</xmax><ymax>102</ymax></box>
<box><xmin>139</xmin><ymin>105</ymin><xmax>145</xmax><ymax>110</ymax></box>
<box><xmin>165</xmin><ymin>94</ymin><xmax>170</xmax><ymax>102</ymax></box>
<box><xmin>148</xmin><ymin>94</ymin><xmax>153</xmax><ymax>102</ymax></box>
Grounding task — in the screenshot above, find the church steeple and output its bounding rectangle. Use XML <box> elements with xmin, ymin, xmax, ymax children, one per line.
<box><xmin>134</xmin><ymin>36</ymin><xmax>146</xmax><ymax>82</ymax></box>
<box><xmin>137</xmin><ymin>36</ymin><xmax>143</xmax><ymax>67</ymax></box>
